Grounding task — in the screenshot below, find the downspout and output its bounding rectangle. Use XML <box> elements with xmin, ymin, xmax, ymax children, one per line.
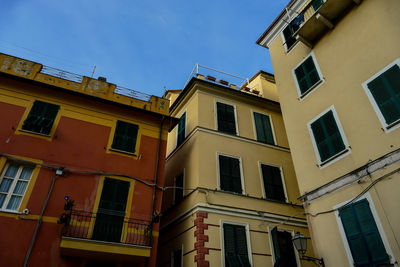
<box><xmin>23</xmin><ymin>173</ymin><xmax>58</xmax><ymax>267</ymax></box>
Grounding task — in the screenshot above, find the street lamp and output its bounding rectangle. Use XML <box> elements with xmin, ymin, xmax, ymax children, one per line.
<box><xmin>292</xmin><ymin>232</ymin><xmax>325</xmax><ymax>267</ymax></box>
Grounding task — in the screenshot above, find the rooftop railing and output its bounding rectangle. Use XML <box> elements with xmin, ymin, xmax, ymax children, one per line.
<box><xmin>40</xmin><ymin>65</ymin><xmax>84</xmax><ymax>83</ymax></box>
<box><xmin>114</xmin><ymin>86</ymin><xmax>152</xmax><ymax>102</ymax></box>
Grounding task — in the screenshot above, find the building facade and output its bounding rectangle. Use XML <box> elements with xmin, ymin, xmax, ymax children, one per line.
<box><xmin>0</xmin><ymin>53</ymin><xmax>177</xmax><ymax>266</ymax></box>
<box><xmin>257</xmin><ymin>0</ymin><xmax>400</xmax><ymax>266</ymax></box>
<box><xmin>157</xmin><ymin>69</ymin><xmax>316</xmax><ymax>267</ymax></box>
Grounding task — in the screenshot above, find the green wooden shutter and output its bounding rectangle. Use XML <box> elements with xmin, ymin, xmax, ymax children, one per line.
<box><xmin>217</xmin><ymin>102</ymin><xmax>237</xmax><ymax>135</ymax></box>
<box><xmin>261</xmin><ymin>164</ymin><xmax>285</xmax><ymax>202</ymax></box>
<box><xmin>294</xmin><ymin>56</ymin><xmax>321</xmax><ymax>94</ymax></box>
<box><xmin>339</xmin><ymin>199</ymin><xmax>389</xmax><ymax>266</ymax></box>
<box><xmin>219</xmin><ymin>155</ymin><xmax>242</xmax><ymax>194</ymax></box>
<box><xmin>112</xmin><ymin>121</ymin><xmax>139</xmax><ymax>153</ymax></box>
<box><xmin>312</xmin><ymin>0</ymin><xmax>324</xmax><ymax>10</ymax></box>
<box><xmin>177</xmin><ymin>113</ymin><xmax>186</xmax><ymax>146</ymax></box>
<box><xmin>174</xmin><ymin>173</ymin><xmax>184</xmax><ymax>204</ymax></box>
<box><xmin>271</xmin><ymin>227</ymin><xmax>282</xmax><ymax>266</ymax></box>
<box><xmin>173</xmin><ymin>248</ymin><xmax>182</xmax><ymax>267</ymax></box>
<box><xmin>311</xmin><ymin>110</ymin><xmax>345</xmax><ymax>162</ymax></box>
<box><xmin>22</xmin><ymin>101</ymin><xmax>60</xmax><ymax>135</ymax></box>
<box><xmin>224</xmin><ymin>224</ymin><xmax>250</xmax><ymax>267</ymax></box>
<box><xmin>367</xmin><ymin>64</ymin><xmax>400</xmax><ymax>125</ymax></box>
<box><xmin>254</xmin><ymin>112</ymin><xmax>274</xmax><ymax>145</ymax></box>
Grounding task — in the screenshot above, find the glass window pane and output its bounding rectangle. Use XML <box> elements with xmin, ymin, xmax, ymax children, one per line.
<box><xmin>0</xmin><ymin>194</ymin><xmax>6</xmax><ymax>208</ymax></box>
<box><xmin>20</xmin><ymin>167</ymin><xmax>33</xmax><ymax>180</ymax></box>
<box><xmin>13</xmin><ymin>181</ymin><xmax>28</xmax><ymax>195</ymax></box>
<box><xmin>6</xmin><ymin>195</ymin><xmax>22</xmax><ymax>210</ymax></box>
<box><xmin>5</xmin><ymin>165</ymin><xmax>18</xmax><ymax>178</ymax></box>
<box><xmin>0</xmin><ymin>178</ymin><xmax>13</xmax><ymax>193</ymax></box>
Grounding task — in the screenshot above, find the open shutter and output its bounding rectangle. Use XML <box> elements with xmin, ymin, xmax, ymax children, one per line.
<box><xmin>217</xmin><ymin>102</ymin><xmax>236</xmax><ymax>134</ymax></box>
<box><xmin>271</xmin><ymin>227</ymin><xmax>281</xmax><ymax>266</ymax></box>
<box><xmin>368</xmin><ymin>64</ymin><xmax>400</xmax><ymax>125</ymax></box>
<box><xmin>254</xmin><ymin>112</ymin><xmax>274</xmax><ymax>145</ymax></box>
<box><xmin>261</xmin><ymin>165</ymin><xmax>285</xmax><ymax>202</ymax></box>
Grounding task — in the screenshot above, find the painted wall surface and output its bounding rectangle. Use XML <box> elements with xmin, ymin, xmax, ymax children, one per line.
<box><xmin>159</xmin><ymin>75</ymin><xmax>315</xmax><ymax>266</ymax></box>
<box><xmin>265</xmin><ymin>0</ymin><xmax>400</xmax><ymax>265</ymax></box>
<box><xmin>0</xmin><ymin>73</ymin><xmax>169</xmax><ymax>266</ymax></box>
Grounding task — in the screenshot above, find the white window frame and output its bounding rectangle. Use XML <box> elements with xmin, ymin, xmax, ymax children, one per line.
<box><xmin>307</xmin><ymin>105</ymin><xmax>351</xmax><ymax>168</ymax></box>
<box><xmin>0</xmin><ymin>163</ymin><xmax>33</xmax><ymax>212</ymax></box>
<box><xmin>175</xmin><ymin>109</ymin><xmax>187</xmax><ymax>148</ymax></box>
<box><xmin>362</xmin><ymin>58</ymin><xmax>400</xmax><ymax>133</ymax></box>
<box><xmin>268</xmin><ymin>226</ymin><xmax>301</xmax><ymax>267</ymax></box>
<box><xmin>172</xmin><ymin>169</ymin><xmax>185</xmax><ymax>205</ymax></box>
<box><xmin>280</xmin><ymin>27</ymin><xmax>301</xmax><ymax>54</ymax></box>
<box><xmin>216</xmin><ymin>152</ymin><xmax>245</xmax><ymax>195</ymax></box>
<box><xmin>220</xmin><ymin>220</ymin><xmax>253</xmax><ymax>267</ymax></box>
<box><xmin>171</xmin><ymin>244</ymin><xmax>184</xmax><ymax>267</ymax></box>
<box><xmin>292</xmin><ymin>51</ymin><xmax>325</xmax><ymax>101</ymax></box>
<box><xmin>215</xmin><ymin>99</ymin><xmax>239</xmax><ymax>136</ymax></box>
<box><xmin>334</xmin><ymin>192</ymin><xmax>397</xmax><ymax>267</ymax></box>
<box><xmin>251</xmin><ymin>110</ymin><xmax>277</xmax><ymax>145</ymax></box>
<box><xmin>258</xmin><ymin>162</ymin><xmax>288</xmax><ymax>202</ymax></box>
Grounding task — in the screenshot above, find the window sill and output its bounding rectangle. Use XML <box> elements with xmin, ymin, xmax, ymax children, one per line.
<box><xmin>319</xmin><ymin>148</ymin><xmax>350</xmax><ymax>168</ymax></box>
<box><xmin>285</xmin><ymin>40</ymin><xmax>300</xmax><ymax>55</ymax></box>
<box><xmin>19</xmin><ymin>129</ymin><xmax>51</xmax><ymax>137</ymax></box>
<box><xmin>0</xmin><ymin>209</ymin><xmax>23</xmax><ymax>215</ymax></box>
<box><xmin>385</xmin><ymin>119</ymin><xmax>400</xmax><ymax>131</ymax></box>
<box><xmin>298</xmin><ymin>79</ymin><xmax>324</xmax><ymax>100</ymax></box>
<box><xmin>109</xmin><ymin>148</ymin><xmax>137</xmax><ymax>157</ymax></box>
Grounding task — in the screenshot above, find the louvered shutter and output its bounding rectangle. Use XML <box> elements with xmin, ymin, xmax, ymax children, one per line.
<box><xmin>368</xmin><ymin>64</ymin><xmax>400</xmax><ymax>125</ymax></box>
<box><xmin>174</xmin><ymin>173</ymin><xmax>184</xmax><ymax>204</ymax></box>
<box><xmin>312</xmin><ymin>0</ymin><xmax>324</xmax><ymax>10</ymax></box>
<box><xmin>295</xmin><ymin>56</ymin><xmax>321</xmax><ymax>94</ymax></box>
<box><xmin>22</xmin><ymin>101</ymin><xmax>60</xmax><ymax>134</ymax></box>
<box><xmin>271</xmin><ymin>227</ymin><xmax>281</xmax><ymax>266</ymax></box>
<box><xmin>217</xmin><ymin>102</ymin><xmax>236</xmax><ymax>134</ymax></box>
<box><xmin>177</xmin><ymin>113</ymin><xmax>186</xmax><ymax>146</ymax></box>
<box><xmin>261</xmin><ymin>164</ymin><xmax>285</xmax><ymax>202</ymax></box>
<box><xmin>224</xmin><ymin>224</ymin><xmax>250</xmax><ymax>267</ymax></box>
<box><xmin>112</xmin><ymin>121</ymin><xmax>138</xmax><ymax>153</ymax></box>
<box><xmin>254</xmin><ymin>112</ymin><xmax>274</xmax><ymax>145</ymax></box>
<box><xmin>219</xmin><ymin>155</ymin><xmax>242</xmax><ymax>194</ymax></box>
<box><xmin>173</xmin><ymin>248</ymin><xmax>182</xmax><ymax>267</ymax></box>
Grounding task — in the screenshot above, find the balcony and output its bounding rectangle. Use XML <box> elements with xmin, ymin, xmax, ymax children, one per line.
<box><xmin>59</xmin><ymin>210</ymin><xmax>152</xmax><ymax>262</ymax></box>
<box><xmin>291</xmin><ymin>0</ymin><xmax>361</xmax><ymax>47</ymax></box>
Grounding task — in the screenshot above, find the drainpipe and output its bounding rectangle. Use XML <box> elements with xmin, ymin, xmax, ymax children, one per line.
<box><xmin>23</xmin><ymin>173</ymin><xmax>58</xmax><ymax>267</ymax></box>
<box><xmin>150</xmin><ymin>116</ymin><xmax>165</xmax><ymax>228</ymax></box>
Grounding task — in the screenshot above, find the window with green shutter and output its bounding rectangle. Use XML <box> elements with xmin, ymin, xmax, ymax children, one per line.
<box><xmin>271</xmin><ymin>227</ymin><xmax>298</xmax><ymax>267</ymax></box>
<box><xmin>174</xmin><ymin>173</ymin><xmax>184</xmax><ymax>204</ymax></box>
<box><xmin>367</xmin><ymin>64</ymin><xmax>400</xmax><ymax>126</ymax></box>
<box><xmin>294</xmin><ymin>55</ymin><xmax>321</xmax><ymax>95</ymax></box>
<box><xmin>261</xmin><ymin>164</ymin><xmax>285</xmax><ymax>202</ymax></box>
<box><xmin>219</xmin><ymin>155</ymin><xmax>242</xmax><ymax>194</ymax></box>
<box><xmin>22</xmin><ymin>100</ymin><xmax>60</xmax><ymax>135</ymax></box>
<box><xmin>223</xmin><ymin>224</ymin><xmax>251</xmax><ymax>267</ymax></box>
<box><xmin>111</xmin><ymin>120</ymin><xmax>139</xmax><ymax>153</ymax></box>
<box><xmin>310</xmin><ymin>110</ymin><xmax>346</xmax><ymax>162</ymax></box>
<box><xmin>217</xmin><ymin>102</ymin><xmax>237</xmax><ymax>135</ymax></box>
<box><xmin>254</xmin><ymin>112</ymin><xmax>274</xmax><ymax>145</ymax></box>
<box><xmin>172</xmin><ymin>247</ymin><xmax>182</xmax><ymax>267</ymax></box>
<box><xmin>339</xmin><ymin>199</ymin><xmax>390</xmax><ymax>266</ymax></box>
<box><xmin>177</xmin><ymin>112</ymin><xmax>186</xmax><ymax>146</ymax></box>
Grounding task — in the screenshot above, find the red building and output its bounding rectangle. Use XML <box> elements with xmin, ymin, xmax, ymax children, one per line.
<box><xmin>0</xmin><ymin>53</ymin><xmax>177</xmax><ymax>267</ymax></box>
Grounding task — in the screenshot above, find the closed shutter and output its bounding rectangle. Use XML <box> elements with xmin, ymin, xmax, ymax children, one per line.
<box><xmin>112</xmin><ymin>121</ymin><xmax>139</xmax><ymax>153</ymax></box>
<box><xmin>173</xmin><ymin>248</ymin><xmax>182</xmax><ymax>267</ymax></box>
<box><xmin>174</xmin><ymin>173</ymin><xmax>184</xmax><ymax>204</ymax></box>
<box><xmin>311</xmin><ymin>110</ymin><xmax>345</xmax><ymax>162</ymax></box>
<box><xmin>261</xmin><ymin>164</ymin><xmax>285</xmax><ymax>202</ymax></box>
<box><xmin>294</xmin><ymin>56</ymin><xmax>321</xmax><ymax>94</ymax></box>
<box><xmin>271</xmin><ymin>227</ymin><xmax>282</xmax><ymax>266</ymax></box>
<box><xmin>254</xmin><ymin>112</ymin><xmax>274</xmax><ymax>145</ymax></box>
<box><xmin>224</xmin><ymin>224</ymin><xmax>251</xmax><ymax>267</ymax></box>
<box><xmin>217</xmin><ymin>102</ymin><xmax>237</xmax><ymax>135</ymax></box>
<box><xmin>219</xmin><ymin>155</ymin><xmax>242</xmax><ymax>194</ymax></box>
<box><xmin>177</xmin><ymin>113</ymin><xmax>186</xmax><ymax>146</ymax></box>
<box><xmin>22</xmin><ymin>101</ymin><xmax>60</xmax><ymax>135</ymax></box>
<box><xmin>368</xmin><ymin>64</ymin><xmax>400</xmax><ymax>125</ymax></box>
<box><xmin>312</xmin><ymin>0</ymin><xmax>324</xmax><ymax>10</ymax></box>
<box><xmin>339</xmin><ymin>199</ymin><xmax>389</xmax><ymax>266</ymax></box>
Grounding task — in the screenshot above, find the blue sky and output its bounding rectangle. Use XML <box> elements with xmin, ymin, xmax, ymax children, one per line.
<box><xmin>0</xmin><ymin>0</ymin><xmax>287</xmax><ymax>96</ymax></box>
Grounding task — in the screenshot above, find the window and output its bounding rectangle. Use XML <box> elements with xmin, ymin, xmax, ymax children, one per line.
<box><xmin>293</xmin><ymin>54</ymin><xmax>322</xmax><ymax>97</ymax></box>
<box><xmin>339</xmin><ymin>199</ymin><xmax>390</xmax><ymax>266</ymax></box>
<box><xmin>177</xmin><ymin>112</ymin><xmax>186</xmax><ymax>146</ymax></box>
<box><xmin>111</xmin><ymin>120</ymin><xmax>139</xmax><ymax>154</ymax></box>
<box><xmin>253</xmin><ymin>112</ymin><xmax>275</xmax><ymax>145</ymax></box>
<box><xmin>22</xmin><ymin>100</ymin><xmax>60</xmax><ymax>135</ymax></box>
<box><xmin>218</xmin><ymin>155</ymin><xmax>242</xmax><ymax>194</ymax></box>
<box><xmin>223</xmin><ymin>223</ymin><xmax>251</xmax><ymax>267</ymax></box>
<box><xmin>363</xmin><ymin>59</ymin><xmax>400</xmax><ymax>129</ymax></box>
<box><xmin>216</xmin><ymin>102</ymin><xmax>237</xmax><ymax>135</ymax></box>
<box><xmin>0</xmin><ymin>163</ymin><xmax>33</xmax><ymax>211</ymax></box>
<box><xmin>271</xmin><ymin>227</ymin><xmax>298</xmax><ymax>267</ymax></box>
<box><xmin>282</xmin><ymin>15</ymin><xmax>302</xmax><ymax>51</ymax></box>
<box><xmin>92</xmin><ymin>178</ymin><xmax>130</xmax><ymax>242</ymax></box>
<box><xmin>260</xmin><ymin>164</ymin><xmax>286</xmax><ymax>202</ymax></box>
<box><xmin>173</xmin><ymin>173</ymin><xmax>184</xmax><ymax>204</ymax></box>
<box><xmin>309</xmin><ymin>108</ymin><xmax>348</xmax><ymax>164</ymax></box>
<box><xmin>172</xmin><ymin>247</ymin><xmax>182</xmax><ymax>267</ymax></box>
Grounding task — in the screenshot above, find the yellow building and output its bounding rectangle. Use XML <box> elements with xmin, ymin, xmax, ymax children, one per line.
<box><xmin>157</xmin><ymin>68</ymin><xmax>316</xmax><ymax>266</ymax></box>
<box><xmin>257</xmin><ymin>0</ymin><xmax>400</xmax><ymax>266</ymax></box>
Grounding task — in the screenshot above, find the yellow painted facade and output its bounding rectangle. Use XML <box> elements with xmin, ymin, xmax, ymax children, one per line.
<box><xmin>158</xmin><ymin>73</ymin><xmax>315</xmax><ymax>266</ymax></box>
<box><xmin>257</xmin><ymin>0</ymin><xmax>400</xmax><ymax>266</ymax></box>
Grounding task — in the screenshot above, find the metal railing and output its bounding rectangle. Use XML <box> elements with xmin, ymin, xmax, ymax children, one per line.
<box><xmin>291</xmin><ymin>0</ymin><xmax>325</xmax><ymax>30</ymax></box>
<box><xmin>40</xmin><ymin>65</ymin><xmax>84</xmax><ymax>83</ymax></box>
<box><xmin>61</xmin><ymin>210</ymin><xmax>152</xmax><ymax>247</ymax></box>
<box><xmin>114</xmin><ymin>86</ymin><xmax>152</xmax><ymax>102</ymax></box>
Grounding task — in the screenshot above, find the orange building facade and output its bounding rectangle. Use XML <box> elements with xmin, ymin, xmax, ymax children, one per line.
<box><xmin>0</xmin><ymin>53</ymin><xmax>177</xmax><ymax>267</ymax></box>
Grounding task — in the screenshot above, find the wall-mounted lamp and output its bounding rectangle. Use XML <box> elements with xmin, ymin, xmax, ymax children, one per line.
<box><xmin>292</xmin><ymin>232</ymin><xmax>325</xmax><ymax>267</ymax></box>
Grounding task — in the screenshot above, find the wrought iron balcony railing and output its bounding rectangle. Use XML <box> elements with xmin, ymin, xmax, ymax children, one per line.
<box><xmin>61</xmin><ymin>210</ymin><xmax>152</xmax><ymax>247</ymax></box>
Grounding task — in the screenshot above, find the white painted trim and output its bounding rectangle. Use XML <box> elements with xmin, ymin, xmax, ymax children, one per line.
<box><xmin>214</xmin><ymin>99</ymin><xmax>239</xmax><ymax>136</ymax></box>
<box><xmin>334</xmin><ymin>192</ymin><xmax>398</xmax><ymax>267</ymax></box>
<box><xmin>307</xmin><ymin>105</ymin><xmax>351</xmax><ymax>169</ymax></box>
<box><xmin>220</xmin><ymin>220</ymin><xmax>253</xmax><ymax>267</ymax></box>
<box><xmin>251</xmin><ymin>109</ymin><xmax>277</xmax><ymax>145</ymax></box>
<box><xmin>172</xmin><ymin>169</ymin><xmax>185</xmax><ymax>205</ymax></box>
<box><xmin>281</xmin><ymin>29</ymin><xmax>301</xmax><ymax>54</ymax></box>
<box><xmin>175</xmin><ymin>109</ymin><xmax>187</xmax><ymax>149</ymax></box>
<box><xmin>216</xmin><ymin>152</ymin><xmax>246</xmax><ymax>195</ymax></box>
<box><xmin>258</xmin><ymin>162</ymin><xmax>289</xmax><ymax>203</ymax></box>
<box><xmin>362</xmin><ymin>58</ymin><xmax>400</xmax><ymax>133</ymax></box>
<box><xmin>267</xmin><ymin>226</ymin><xmax>301</xmax><ymax>267</ymax></box>
<box><xmin>291</xmin><ymin>51</ymin><xmax>325</xmax><ymax>101</ymax></box>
